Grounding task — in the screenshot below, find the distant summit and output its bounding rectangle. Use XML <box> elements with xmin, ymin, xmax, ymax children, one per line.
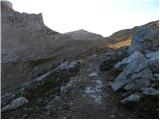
<box><xmin>64</xmin><ymin>29</ymin><xmax>104</xmax><ymax>40</ymax></box>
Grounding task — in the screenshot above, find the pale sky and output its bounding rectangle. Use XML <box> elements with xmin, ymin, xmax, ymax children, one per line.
<box><xmin>9</xmin><ymin>0</ymin><xmax>158</xmax><ymax>37</ymax></box>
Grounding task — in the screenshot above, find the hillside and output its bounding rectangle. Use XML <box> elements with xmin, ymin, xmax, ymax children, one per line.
<box><xmin>1</xmin><ymin>1</ymin><xmax>159</xmax><ymax>119</ymax></box>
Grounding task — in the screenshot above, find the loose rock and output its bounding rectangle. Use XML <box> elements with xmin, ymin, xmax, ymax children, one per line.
<box><xmin>141</xmin><ymin>87</ymin><xmax>159</xmax><ymax>95</ymax></box>
<box><xmin>121</xmin><ymin>94</ymin><xmax>141</xmax><ymax>103</ymax></box>
<box><xmin>1</xmin><ymin>97</ymin><xmax>29</xmax><ymax>112</ymax></box>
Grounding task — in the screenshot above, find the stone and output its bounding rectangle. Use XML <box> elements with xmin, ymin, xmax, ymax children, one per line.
<box><xmin>60</xmin><ymin>77</ymin><xmax>77</xmax><ymax>94</ymax></box>
<box><xmin>53</xmin><ymin>96</ymin><xmax>62</xmax><ymax>102</ymax></box>
<box><xmin>111</xmin><ymin>51</ymin><xmax>153</xmax><ymax>91</ymax></box>
<box><xmin>114</xmin><ymin>58</ymin><xmax>128</xmax><ymax>70</ymax></box>
<box><xmin>146</xmin><ymin>51</ymin><xmax>159</xmax><ymax>73</ymax></box>
<box><xmin>141</xmin><ymin>87</ymin><xmax>159</xmax><ymax>95</ymax></box>
<box><xmin>129</xmin><ymin>21</ymin><xmax>159</xmax><ymax>54</ymax></box>
<box><xmin>114</xmin><ymin>50</ymin><xmax>145</xmax><ymax>70</ymax></box>
<box><xmin>121</xmin><ymin>94</ymin><xmax>141</xmax><ymax>103</ymax></box>
<box><xmin>121</xmin><ymin>91</ymin><xmax>133</xmax><ymax>97</ymax></box>
<box><xmin>1</xmin><ymin>97</ymin><xmax>29</xmax><ymax>112</ymax></box>
<box><xmin>111</xmin><ymin>79</ymin><xmax>130</xmax><ymax>91</ymax></box>
<box><xmin>153</xmin><ymin>74</ymin><xmax>159</xmax><ymax>81</ymax></box>
<box><xmin>55</xmin><ymin>61</ymin><xmax>78</xmax><ymax>71</ymax></box>
<box><xmin>123</xmin><ymin>83</ymin><xmax>136</xmax><ymax>91</ymax></box>
<box><xmin>89</xmin><ymin>72</ymin><xmax>97</xmax><ymax>77</ymax></box>
<box><xmin>146</xmin><ymin>51</ymin><xmax>159</xmax><ymax>59</ymax></box>
<box><xmin>107</xmin><ymin>81</ymin><xmax>113</xmax><ymax>87</ymax></box>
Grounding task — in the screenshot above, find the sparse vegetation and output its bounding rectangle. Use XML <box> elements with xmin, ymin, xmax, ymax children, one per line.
<box><xmin>1</xmin><ymin>1</ymin><xmax>159</xmax><ymax>118</ymax></box>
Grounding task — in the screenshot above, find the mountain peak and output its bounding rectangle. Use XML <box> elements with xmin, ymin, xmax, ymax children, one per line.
<box><xmin>64</xmin><ymin>29</ymin><xmax>103</xmax><ymax>40</ymax></box>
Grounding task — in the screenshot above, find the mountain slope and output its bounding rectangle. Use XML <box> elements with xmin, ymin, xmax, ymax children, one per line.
<box><xmin>1</xmin><ymin>1</ymin><xmax>107</xmax><ymax>93</ymax></box>
<box><xmin>64</xmin><ymin>29</ymin><xmax>104</xmax><ymax>40</ymax></box>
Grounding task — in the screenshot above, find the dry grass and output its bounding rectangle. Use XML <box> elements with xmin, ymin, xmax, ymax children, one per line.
<box><xmin>107</xmin><ymin>37</ymin><xmax>131</xmax><ymax>49</ymax></box>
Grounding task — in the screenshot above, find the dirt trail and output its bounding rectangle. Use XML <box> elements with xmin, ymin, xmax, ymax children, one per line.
<box><xmin>48</xmin><ymin>52</ymin><xmax>137</xmax><ymax>119</ymax></box>
<box><xmin>63</xmin><ymin>54</ymin><xmax>108</xmax><ymax>118</ymax></box>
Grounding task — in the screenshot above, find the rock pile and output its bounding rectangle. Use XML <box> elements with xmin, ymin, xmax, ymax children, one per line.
<box><xmin>110</xmin><ymin>21</ymin><xmax>159</xmax><ymax>108</ymax></box>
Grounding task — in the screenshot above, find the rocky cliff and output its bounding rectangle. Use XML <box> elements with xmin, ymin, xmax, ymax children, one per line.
<box><xmin>1</xmin><ymin>1</ymin><xmax>64</xmax><ymax>63</ymax></box>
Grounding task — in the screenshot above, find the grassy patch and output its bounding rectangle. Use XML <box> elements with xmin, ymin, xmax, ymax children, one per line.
<box><xmin>28</xmin><ymin>56</ymin><xmax>56</xmax><ymax>67</ymax></box>
<box><xmin>22</xmin><ymin>67</ymin><xmax>80</xmax><ymax>100</ymax></box>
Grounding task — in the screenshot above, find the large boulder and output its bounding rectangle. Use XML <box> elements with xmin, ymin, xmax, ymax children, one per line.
<box><xmin>129</xmin><ymin>21</ymin><xmax>159</xmax><ymax>55</ymax></box>
<box><xmin>111</xmin><ymin>51</ymin><xmax>153</xmax><ymax>91</ymax></box>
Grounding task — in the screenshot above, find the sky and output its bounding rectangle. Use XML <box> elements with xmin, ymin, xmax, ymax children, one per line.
<box><xmin>9</xmin><ymin>0</ymin><xmax>159</xmax><ymax>37</ymax></box>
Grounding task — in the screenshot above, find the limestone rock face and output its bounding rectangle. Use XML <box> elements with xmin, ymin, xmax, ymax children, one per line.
<box><xmin>111</xmin><ymin>51</ymin><xmax>153</xmax><ymax>91</ymax></box>
<box><xmin>129</xmin><ymin>21</ymin><xmax>159</xmax><ymax>55</ymax></box>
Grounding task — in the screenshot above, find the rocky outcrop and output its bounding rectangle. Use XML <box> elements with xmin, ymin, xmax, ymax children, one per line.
<box><xmin>1</xmin><ymin>1</ymin><xmax>65</xmax><ymax>63</ymax></box>
<box><xmin>110</xmin><ymin>21</ymin><xmax>159</xmax><ymax>115</ymax></box>
<box><xmin>129</xmin><ymin>21</ymin><xmax>159</xmax><ymax>54</ymax></box>
<box><xmin>111</xmin><ymin>51</ymin><xmax>153</xmax><ymax>91</ymax></box>
<box><xmin>112</xmin><ymin>21</ymin><xmax>159</xmax><ymax>92</ymax></box>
